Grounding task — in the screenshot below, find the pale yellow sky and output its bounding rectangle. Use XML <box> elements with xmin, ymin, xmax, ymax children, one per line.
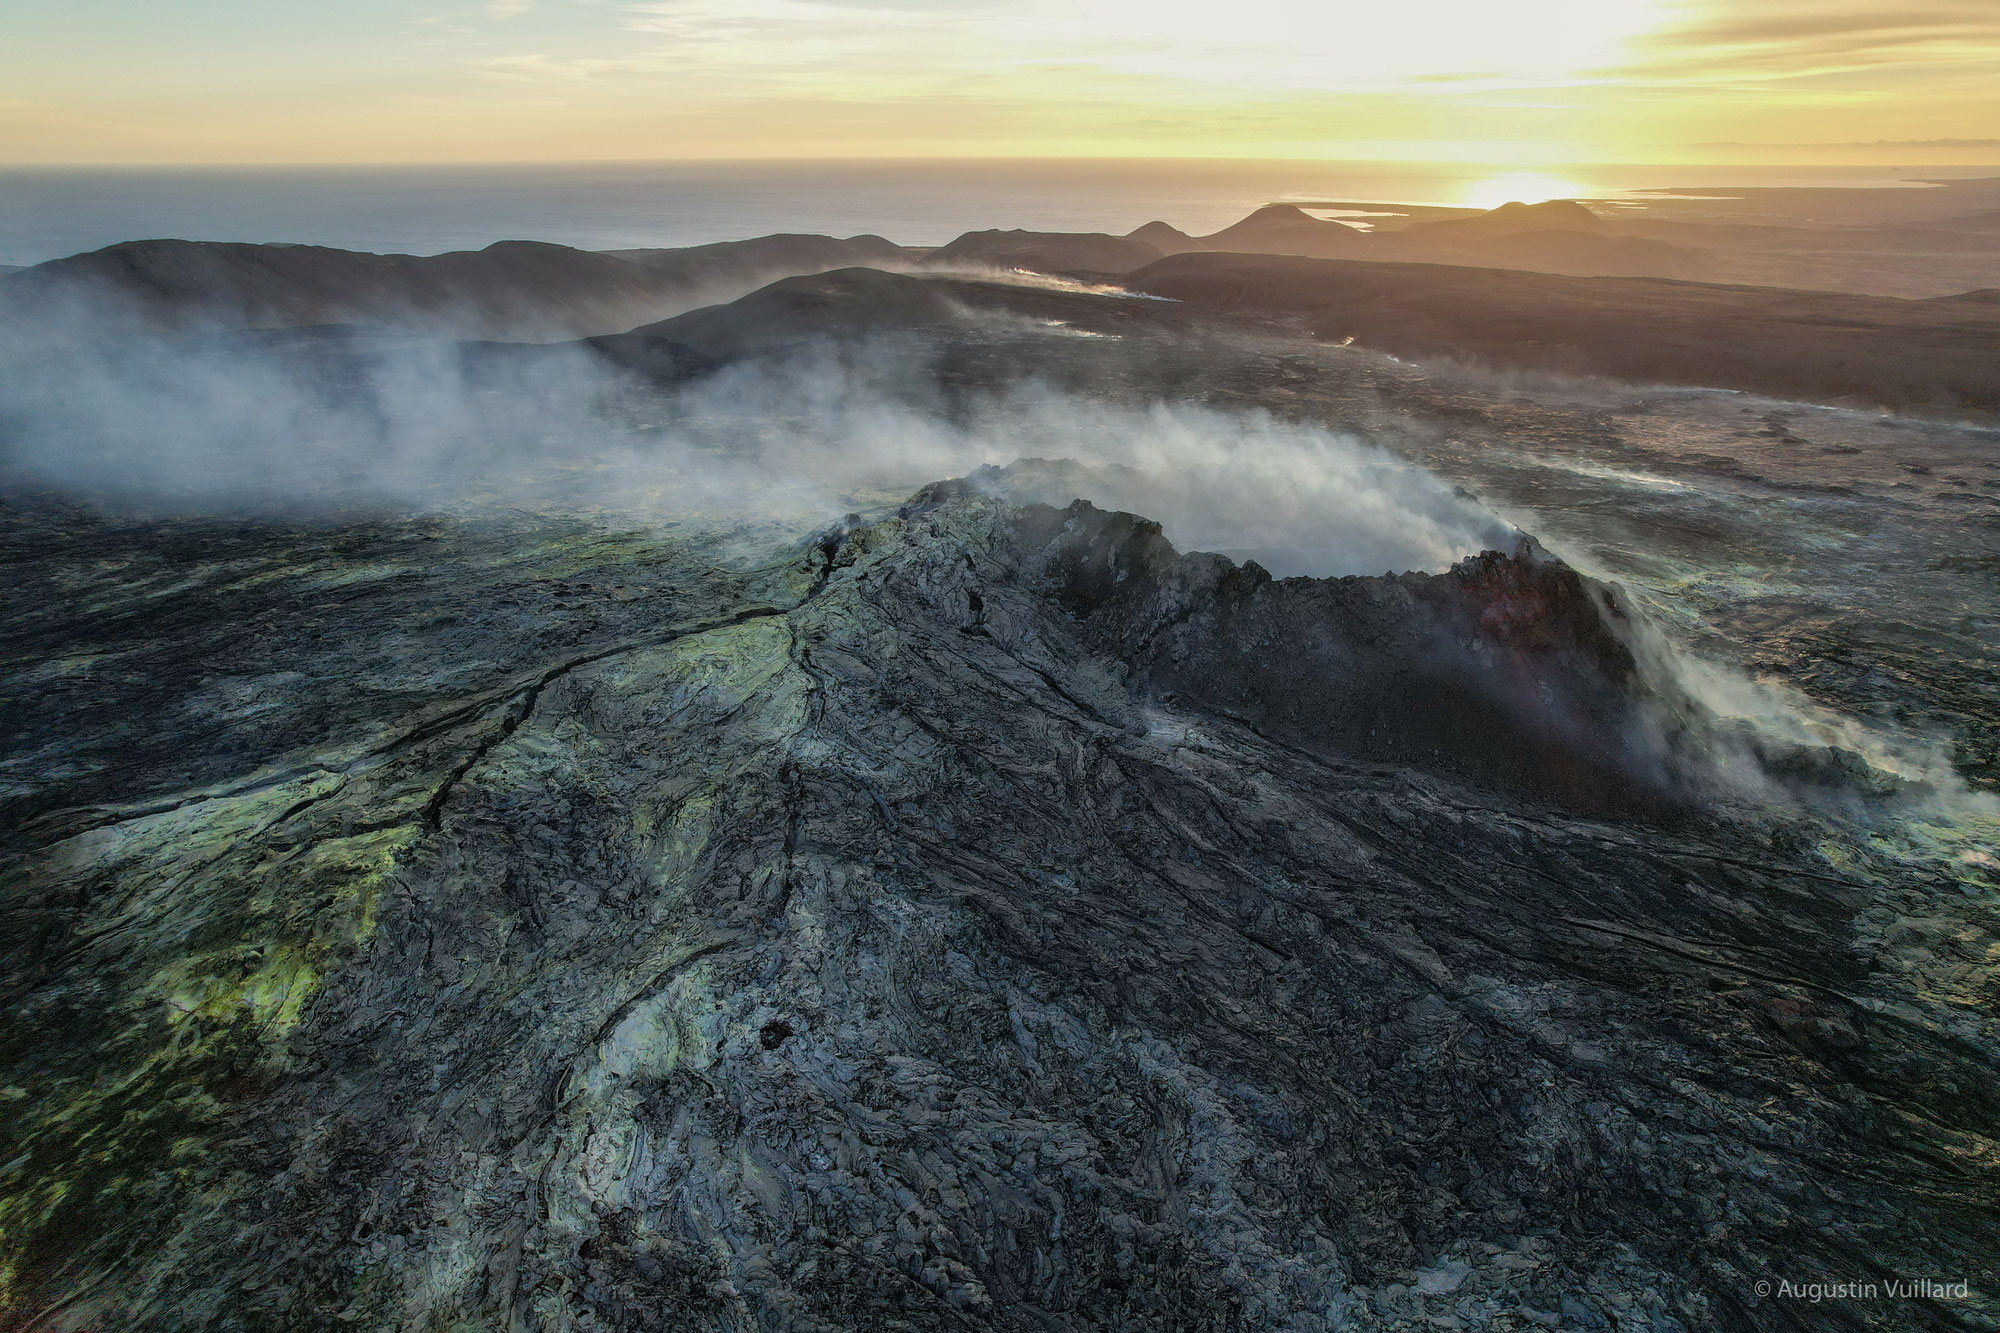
<box><xmin>2</xmin><ymin>0</ymin><xmax>1997</xmax><ymax>164</ymax></box>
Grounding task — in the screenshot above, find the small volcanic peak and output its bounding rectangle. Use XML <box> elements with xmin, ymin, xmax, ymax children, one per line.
<box><xmin>1241</xmin><ymin>203</ymin><xmax>1321</xmax><ymax>225</ymax></box>
<box><xmin>1126</xmin><ymin>220</ymin><xmax>1197</xmax><ymax>253</ymax></box>
<box><xmin>1199</xmin><ymin>205</ymin><xmax>1375</xmax><ymax>259</ymax></box>
<box><xmin>1492</xmin><ymin>197</ymin><xmax>1607</xmax><ymax>231</ymax></box>
<box><xmin>1383</xmin><ymin>200</ymin><xmax>1696</xmax><ymax>276</ymax></box>
<box><xmin>1411</xmin><ymin>198</ymin><xmax>1609</xmax><ymax>238</ymax></box>
<box><xmin>1113</xmin><ymin>199</ymin><xmax>1699</xmax><ymax>279</ymax></box>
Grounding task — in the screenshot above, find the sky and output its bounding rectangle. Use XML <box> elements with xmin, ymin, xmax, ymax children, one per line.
<box><xmin>2</xmin><ymin>0</ymin><xmax>1997</xmax><ymax>165</ymax></box>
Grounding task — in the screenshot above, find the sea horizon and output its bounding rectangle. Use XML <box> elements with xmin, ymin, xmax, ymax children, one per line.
<box><xmin>5</xmin><ymin>156</ymin><xmax>1997</xmax><ymax>269</ymax></box>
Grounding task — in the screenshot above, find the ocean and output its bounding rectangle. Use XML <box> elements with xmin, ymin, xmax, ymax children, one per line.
<box><xmin>1</xmin><ymin>158</ymin><xmax>1993</xmax><ymax>269</ymax></box>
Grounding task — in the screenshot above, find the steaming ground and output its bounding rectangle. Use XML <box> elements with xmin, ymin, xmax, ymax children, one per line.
<box><xmin>4</xmin><ymin>286</ymin><xmax>1995</xmax><ymax>870</ymax></box>
<box><xmin>0</xmin><ymin>326</ymin><xmax>1512</xmax><ymax>578</ymax></box>
<box><xmin>3</xmin><ymin>278</ymin><xmax>1998</xmax><ymax>1330</ymax></box>
<box><xmin>5</xmin><ymin>301</ymin><xmax>1992</xmax><ymax>809</ymax></box>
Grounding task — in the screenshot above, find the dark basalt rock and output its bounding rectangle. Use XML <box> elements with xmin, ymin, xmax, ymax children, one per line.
<box><xmin>1</xmin><ymin>487</ymin><xmax>1994</xmax><ymax>1332</ymax></box>
<box><xmin>1007</xmin><ymin>496</ymin><xmax>1658</xmax><ymax>810</ymax></box>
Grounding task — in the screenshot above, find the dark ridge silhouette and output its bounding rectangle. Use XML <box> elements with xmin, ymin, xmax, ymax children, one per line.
<box><xmin>623</xmin><ymin>266</ymin><xmax>1196</xmax><ymax>362</ymax></box>
<box><xmin>1125</xmin><ymin>251</ymin><xmax>2000</xmax><ymax>415</ymax></box>
<box><xmin>1401</xmin><ymin>198</ymin><xmax>1608</xmax><ymax>240</ymax></box>
<box><xmin>1125</xmin><ymin>204</ymin><xmax>1378</xmax><ymax>260</ymax></box>
<box><xmin>1126</xmin><ymin>219</ymin><xmax>1198</xmax><ymax>253</ymax></box>
<box><xmin>0</xmin><ymin>233</ymin><xmax>917</xmax><ymax>339</ymax></box>
<box><xmin>1122</xmin><ymin>200</ymin><xmax>1698</xmax><ymax>278</ymax></box>
<box><xmin>605</xmin><ymin>231</ymin><xmax>911</xmax><ymax>276</ymax></box>
<box><xmin>1194</xmin><ymin>203</ymin><xmax>1378</xmax><ymax>259</ymax></box>
<box><xmin>1384</xmin><ymin>201</ymin><xmax>1700</xmax><ymax>278</ymax></box>
<box><xmin>627</xmin><ymin>267</ymin><xmax>968</xmax><ymax>358</ymax></box>
<box><xmin>919</xmin><ymin>228</ymin><xmax>1164</xmax><ymax>274</ymax></box>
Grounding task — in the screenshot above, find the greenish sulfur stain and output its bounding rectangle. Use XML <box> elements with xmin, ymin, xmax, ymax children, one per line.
<box><xmin>3</xmin><ymin>594</ymin><xmax>809</xmax><ymax>1313</ymax></box>
<box><xmin>0</xmin><ymin>788</ymin><xmax>419</xmax><ymax>1312</ymax></box>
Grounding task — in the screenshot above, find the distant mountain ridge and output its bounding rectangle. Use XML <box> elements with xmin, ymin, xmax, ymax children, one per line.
<box><xmin>918</xmin><ymin>228</ymin><xmax>1164</xmax><ymax>275</ymax></box>
<box><xmin>627</xmin><ymin>267</ymin><xmax>967</xmax><ymax>359</ymax></box>
<box><xmin>0</xmin><ymin>233</ymin><xmax>917</xmax><ymax>339</ymax></box>
<box><xmin>622</xmin><ymin>265</ymin><xmax>1195</xmax><ymax>362</ymax></box>
<box><xmin>1119</xmin><ymin>199</ymin><xmax>1702</xmax><ymax>279</ymax></box>
<box><xmin>598</xmin><ymin>250</ymin><xmax>2000</xmax><ymax>416</ymax></box>
<box><xmin>901</xmin><ymin>200</ymin><xmax>1673</xmax><ymax>282</ymax></box>
<box><xmin>11</xmin><ymin>190</ymin><xmax>1995</xmax><ymax>347</ymax></box>
<box><xmin>1401</xmin><ymin>198</ymin><xmax>1608</xmax><ymax>240</ymax></box>
<box><xmin>1125</xmin><ymin>250</ymin><xmax>2000</xmax><ymax>414</ymax></box>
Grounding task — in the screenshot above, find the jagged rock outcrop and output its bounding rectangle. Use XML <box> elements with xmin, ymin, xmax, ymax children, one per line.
<box><xmin>3</xmin><ymin>488</ymin><xmax>1993</xmax><ymax>1331</ymax></box>
<box><xmin>1000</xmin><ymin>492</ymin><xmax>1661</xmax><ymax>809</ymax></box>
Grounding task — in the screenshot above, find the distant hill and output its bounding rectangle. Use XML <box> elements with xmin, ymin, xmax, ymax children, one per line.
<box><xmin>0</xmin><ymin>233</ymin><xmax>916</xmax><ymax>339</ymax></box>
<box><xmin>630</xmin><ymin>267</ymin><xmax>968</xmax><ymax>359</ymax></box>
<box><xmin>1384</xmin><ymin>200</ymin><xmax>1701</xmax><ymax>278</ymax></box>
<box><xmin>1126</xmin><ymin>205</ymin><xmax>1374</xmax><ymax>261</ymax></box>
<box><xmin>625</xmin><ymin>265</ymin><xmax>1202</xmax><ymax>363</ymax></box>
<box><xmin>607</xmin><ymin>232</ymin><xmax>911</xmax><ymax>280</ymax></box>
<box><xmin>1195</xmin><ymin>205</ymin><xmax>1377</xmax><ymax>260</ymax></box>
<box><xmin>1401</xmin><ymin>198</ymin><xmax>1608</xmax><ymax>242</ymax></box>
<box><xmin>1410</xmin><ymin>228</ymin><xmax>1704</xmax><ymax>280</ymax></box>
<box><xmin>1118</xmin><ymin>200</ymin><xmax>1697</xmax><ymax>279</ymax></box>
<box><xmin>1125</xmin><ymin>251</ymin><xmax>2000</xmax><ymax>415</ymax></box>
<box><xmin>1126</xmin><ymin>221</ymin><xmax>1199</xmax><ymax>254</ymax></box>
<box><xmin>920</xmin><ymin>229</ymin><xmax>1164</xmax><ymax>275</ymax></box>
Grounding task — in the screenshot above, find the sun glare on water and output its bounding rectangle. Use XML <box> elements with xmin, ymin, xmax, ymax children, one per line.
<box><xmin>1459</xmin><ymin>173</ymin><xmax>1591</xmax><ymax>210</ymax></box>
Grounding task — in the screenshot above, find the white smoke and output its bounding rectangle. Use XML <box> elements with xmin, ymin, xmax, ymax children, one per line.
<box><xmin>4</xmin><ymin>288</ymin><xmax>1992</xmax><ymax>826</ymax></box>
<box><xmin>0</xmin><ymin>318</ymin><xmax>1512</xmax><ymax>576</ymax></box>
<box><xmin>914</xmin><ymin>266</ymin><xmax>1178</xmax><ymax>300</ymax></box>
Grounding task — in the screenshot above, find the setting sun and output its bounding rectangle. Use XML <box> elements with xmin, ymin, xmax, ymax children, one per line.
<box><xmin>1459</xmin><ymin>172</ymin><xmax>1593</xmax><ymax>209</ymax></box>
